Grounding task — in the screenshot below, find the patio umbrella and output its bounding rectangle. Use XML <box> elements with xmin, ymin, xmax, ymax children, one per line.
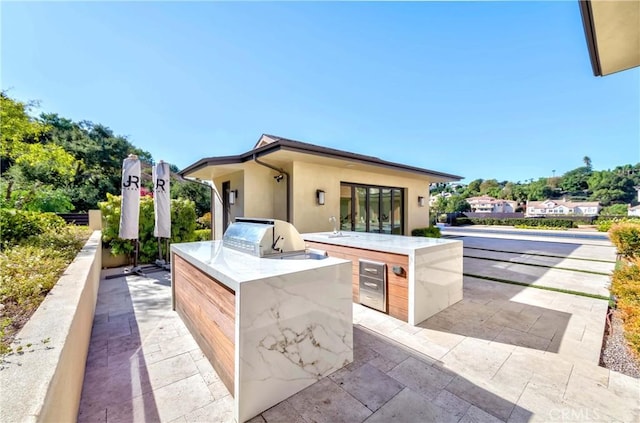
<box><xmin>153</xmin><ymin>160</ymin><xmax>171</xmax><ymax>238</ymax></box>
<box><xmin>153</xmin><ymin>160</ymin><xmax>171</xmax><ymax>268</ymax></box>
<box><xmin>119</xmin><ymin>154</ymin><xmax>141</xmax><ymax>240</ymax></box>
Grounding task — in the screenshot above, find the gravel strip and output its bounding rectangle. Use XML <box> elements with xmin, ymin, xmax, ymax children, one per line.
<box><xmin>600</xmin><ymin>309</ymin><xmax>640</xmax><ymax>378</ymax></box>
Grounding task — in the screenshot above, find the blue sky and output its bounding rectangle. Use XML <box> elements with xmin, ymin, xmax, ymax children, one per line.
<box><xmin>2</xmin><ymin>1</ymin><xmax>638</xmax><ymax>183</ymax></box>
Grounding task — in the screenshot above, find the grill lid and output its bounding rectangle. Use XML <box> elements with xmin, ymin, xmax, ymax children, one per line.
<box><xmin>223</xmin><ymin>218</ymin><xmax>306</xmax><ymax>257</ymax></box>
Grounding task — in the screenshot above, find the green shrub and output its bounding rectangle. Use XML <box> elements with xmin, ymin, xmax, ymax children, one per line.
<box><xmin>99</xmin><ymin>193</ymin><xmax>197</xmax><ymax>263</ymax></box>
<box><xmin>466</xmin><ymin>217</ymin><xmax>576</xmax><ymax>228</ymax></box>
<box><xmin>0</xmin><ymin>225</ymin><xmax>91</xmax><ymax>354</ymax></box>
<box><xmin>195</xmin><ymin>229</ymin><xmax>212</xmax><ymax>241</ymax></box>
<box><xmin>610</xmin><ymin>258</ymin><xmax>640</xmax><ymax>356</ymax></box>
<box><xmin>411</xmin><ymin>226</ymin><xmax>441</xmax><ymax>238</ymax></box>
<box><xmin>0</xmin><ymin>209</ymin><xmax>66</xmax><ymax>249</ymax></box>
<box><xmin>596</xmin><ymin>217</ymin><xmax>640</xmax><ymax>232</ymax></box>
<box><xmin>453</xmin><ymin>217</ymin><xmax>472</xmax><ymax>226</ymax></box>
<box><xmin>514</xmin><ymin>225</ymin><xmax>567</xmax><ymax>230</ymax></box>
<box><xmin>197</xmin><ymin>212</ymin><xmax>212</xmax><ymax>229</ymax></box>
<box><xmin>609</xmin><ymin>222</ymin><xmax>640</xmax><ymax>259</ymax></box>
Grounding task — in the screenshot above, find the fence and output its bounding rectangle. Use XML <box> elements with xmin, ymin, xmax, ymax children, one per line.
<box><xmin>56</xmin><ymin>213</ymin><xmax>90</xmax><ymax>225</ymax></box>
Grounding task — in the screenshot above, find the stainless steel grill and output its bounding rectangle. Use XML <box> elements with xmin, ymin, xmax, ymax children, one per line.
<box><xmin>223</xmin><ymin>218</ymin><xmax>307</xmax><ymax>258</ymax></box>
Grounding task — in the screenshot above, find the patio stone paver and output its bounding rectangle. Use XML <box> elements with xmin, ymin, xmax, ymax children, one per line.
<box><xmin>328</xmin><ymin>363</ymin><xmax>404</xmax><ymax>411</ymax></box>
<box><xmin>80</xmin><ymin>230</ymin><xmax>640</xmax><ymax>423</ymax></box>
<box><xmin>364</xmin><ymin>387</ymin><xmax>458</xmax><ymax>423</ymax></box>
<box><xmin>284</xmin><ymin>377</ymin><xmax>373</xmax><ymax>422</ymax></box>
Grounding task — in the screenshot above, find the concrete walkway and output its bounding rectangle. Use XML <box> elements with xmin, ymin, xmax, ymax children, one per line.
<box><xmin>79</xmin><ymin>232</ymin><xmax>639</xmax><ymax>422</ymax></box>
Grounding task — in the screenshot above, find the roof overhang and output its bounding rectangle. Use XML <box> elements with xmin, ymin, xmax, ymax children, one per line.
<box><xmin>180</xmin><ymin>134</ymin><xmax>462</xmax><ymax>183</ymax></box>
<box><xmin>579</xmin><ymin>0</ymin><xmax>640</xmax><ymax>76</ymax></box>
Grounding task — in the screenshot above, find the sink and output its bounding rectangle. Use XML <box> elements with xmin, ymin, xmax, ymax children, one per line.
<box><xmin>269</xmin><ymin>252</ymin><xmax>328</xmax><ymax>260</ymax></box>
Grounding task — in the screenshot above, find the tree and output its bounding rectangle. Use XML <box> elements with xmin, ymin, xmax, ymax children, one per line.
<box><xmin>600</xmin><ymin>204</ymin><xmax>629</xmax><ymax>216</ymax></box>
<box><xmin>583</xmin><ymin>156</ymin><xmax>592</xmax><ymax>170</ymax></box>
<box><xmin>445</xmin><ymin>196</ymin><xmax>471</xmax><ymax>213</ymax></box>
<box><xmin>39</xmin><ymin>113</ymin><xmax>152</xmax><ymax>211</ymax></box>
<box><xmin>480</xmin><ymin>179</ymin><xmax>501</xmax><ymax>197</ymax></box>
<box><xmin>171</xmin><ymin>178</ymin><xmax>211</xmax><ymax>217</ymax></box>
<box><xmin>527</xmin><ymin>178</ymin><xmax>554</xmax><ymax>200</ymax></box>
<box><xmin>431</xmin><ymin>195</ymin><xmax>448</xmax><ymax>218</ymax></box>
<box><xmin>560</xmin><ymin>166</ymin><xmax>591</xmax><ymax>194</ymax></box>
<box><xmin>462</xmin><ymin>179</ymin><xmax>483</xmax><ymax>197</ymax></box>
<box><xmin>588</xmin><ymin>169</ymin><xmax>636</xmax><ymax>205</ymax></box>
<box><xmin>1</xmin><ymin>93</ymin><xmax>77</xmax><ymax>208</ymax></box>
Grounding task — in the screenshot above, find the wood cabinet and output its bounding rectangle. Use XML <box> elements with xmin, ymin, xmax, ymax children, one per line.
<box><xmin>306</xmin><ymin>241</ymin><xmax>409</xmax><ymax>322</ymax></box>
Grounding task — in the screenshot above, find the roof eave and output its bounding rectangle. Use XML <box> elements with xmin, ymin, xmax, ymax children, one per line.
<box><xmin>179</xmin><ymin>155</ymin><xmax>244</xmax><ymax>178</ymax></box>
<box><xmin>180</xmin><ymin>136</ymin><xmax>463</xmax><ymax>182</ymax></box>
<box><xmin>579</xmin><ymin>0</ymin><xmax>603</xmax><ymax>77</ymax></box>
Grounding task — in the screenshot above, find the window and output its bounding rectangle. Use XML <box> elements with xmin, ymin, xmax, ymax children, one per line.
<box><xmin>340</xmin><ymin>183</ymin><xmax>404</xmax><ymax>234</ymax></box>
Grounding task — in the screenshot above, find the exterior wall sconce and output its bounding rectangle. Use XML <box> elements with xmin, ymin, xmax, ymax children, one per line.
<box><xmin>418</xmin><ymin>196</ymin><xmax>425</xmax><ymax>207</ymax></box>
<box><xmin>316</xmin><ymin>190</ymin><xmax>325</xmax><ymax>206</ymax></box>
<box><xmin>229</xmin><ymin>189</ymin><xmax>238</xmax><ymax>205</ymax></box>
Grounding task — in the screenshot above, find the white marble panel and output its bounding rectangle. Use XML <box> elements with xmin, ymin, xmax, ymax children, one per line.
<box><xmin>302</xmin><ymin>232</ymin><xmax>460</xmax><ymax>255</ymax></box>
<box><xmin>411</xmin><ymin>243</ymin><xmax>463</xmax><ymax>325</ymax></box>
<box><xmin>172</xmin><ymin>241</ymin><xmax>350</xmax><ymax>291</ymax></box>
<box><xmin>236</xmin><ymin>262</ymin><xmax>353</xmax><ymax>422</ymax></box>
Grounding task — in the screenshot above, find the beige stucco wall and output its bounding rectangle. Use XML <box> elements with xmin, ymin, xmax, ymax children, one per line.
<box><xmin>212</xmin><ymin>163</ymin><xmax>291</xmax><ymax>225</ymax></box>
<box><xmin>209</xmin><ymin>160</ymin><xmax>432</xmax><ymax>233</ymax></box>
<box><xmin>290</xmin><ymin>161</ymin><xmax>430</xmax><ymax>234</ymax></box>
<box><xmin>213</xmin><ymin>170</ymin><xmax>245</xmax><ymax>223</ymax></box>
<box><xmin>0</xmin><ymin>231</ymin><xmax>102</xmax><ymax>423</ymax></box>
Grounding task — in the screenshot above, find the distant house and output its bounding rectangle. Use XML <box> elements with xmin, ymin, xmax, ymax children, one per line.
<box><xmin>526</xmin><ymin>199</ymin><xmax>601</xmax><ymax>217</ymax></box>
<box><xmin>629</xmin><ymin>205</ymin><xmax>640</xmax><ymax>217</ymax></box>
<box><xmin>466</xmin><ymin>196</ymin><xmax>517</xmax><ymax>213</ymax></box>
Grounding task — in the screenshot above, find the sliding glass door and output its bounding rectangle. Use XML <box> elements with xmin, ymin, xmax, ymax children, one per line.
<box><xmin>340</xmin><ymin>183</ymin><xmax>404</xmax><ymax>234</ymax></box>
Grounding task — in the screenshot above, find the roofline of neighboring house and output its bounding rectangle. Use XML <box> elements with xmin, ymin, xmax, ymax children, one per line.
<box><xmin>180</xmin><ymin>134</ymin><xmax>463</xmax><ymax>181</ymax></box>
<box><xmin>579</xmin><ymin>0</ymin><xmax>602</xmax><ymax>77</ymax></box>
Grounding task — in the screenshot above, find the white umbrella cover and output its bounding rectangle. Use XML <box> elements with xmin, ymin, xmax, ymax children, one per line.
<box><xmin>153</xmin><ymin>160</ymin><xmax>171</xmax><ymax>238</ymax></box>
<box><xmin>118</xmin><ymin>155</ymin><xmax>141</xmax><ymax>240</ymax></box>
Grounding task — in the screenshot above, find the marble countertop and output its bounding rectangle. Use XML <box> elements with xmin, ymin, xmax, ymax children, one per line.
<box><xmin>302</xmin><ymin>231</ymin><xmax>460</xmax><ymax>255</ymax></box>
<box><xmin>172</xmin><ymin>241</ymin><xmax>349</xmax><ymax>291</ymax></box>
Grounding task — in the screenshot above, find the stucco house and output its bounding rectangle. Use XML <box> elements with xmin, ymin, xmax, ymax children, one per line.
<box><xmin>629</xmin><ymin>205</ymin><xmax>640</xmax><ymax>217</ymax></box>
<box><xmin>526</xmin><ymin>199</ymin><xmax>601</xmax><ymax>217</ymax></box>
<box><xmin>180</xmin><ymin>134</ymin><xmax>462</xmax><ymax>238</ymax></box>
<box><xmin>466</xmin><ymin>196</ymin><xmax>517</xmax><ymax>213</ymax></box>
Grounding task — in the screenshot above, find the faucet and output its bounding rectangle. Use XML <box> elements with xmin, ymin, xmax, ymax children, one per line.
<box><xmin>329</xmin><ymin>216</ymin><xmax>338</xmax><ymax>234</ymax></box>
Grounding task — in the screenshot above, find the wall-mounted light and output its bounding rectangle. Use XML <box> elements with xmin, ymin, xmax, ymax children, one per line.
<box><xmin>316</xmin><ymin>189</ymin><xmax>325</xmax><ymax>206</ymax></box>
<box><xmin>229</xmin><ymin>189</ymin><xmax>238</xmax><ymax>205</ymax></box>
<box><xmin>418</xmin><ymin>196</ymin><xmax>425</xmax><ymax>207</ymax></box>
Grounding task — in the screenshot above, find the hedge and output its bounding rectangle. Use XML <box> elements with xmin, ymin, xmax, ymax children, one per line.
<box><xmin>609</xmin><ymin>222</ymin><xmax>640</xmax><ymax>259</ymax></box>
<box><xmin>458</xmin><ymin>217</ymin><xmax>576</xmax><ymax>228</ymax></box>
<box><xmin>411</xmin><ymin>226</ymin><xmax>441</xmax><ymax>238</ymax></box>
<box><xmin>596</xmin><ymin>217</ymin><xmax>640</xmax><ymax>232</ymax></box>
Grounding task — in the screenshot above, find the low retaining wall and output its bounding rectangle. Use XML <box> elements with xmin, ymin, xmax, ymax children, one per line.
<box><xmin>0</xmin><ymin>231</ymin><xmax>102</xmax><ymax>422</ymax></box>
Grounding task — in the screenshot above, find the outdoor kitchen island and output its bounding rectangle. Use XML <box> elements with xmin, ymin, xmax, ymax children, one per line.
<box><xmin>302</xmin><ymin>232</ymin><xmax>463</xmax><ymax>326</ymax></box>
<box><xmin>171</xmin><ymin>234</ymin><xmax>353</xmax><ymax>423</ymax></box>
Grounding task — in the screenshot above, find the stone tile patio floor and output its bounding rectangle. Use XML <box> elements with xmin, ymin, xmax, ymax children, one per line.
<box><xmin>79</xmin><ymin>268</ymin><xmax>640</xmax><ymax>423</ymax></box>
